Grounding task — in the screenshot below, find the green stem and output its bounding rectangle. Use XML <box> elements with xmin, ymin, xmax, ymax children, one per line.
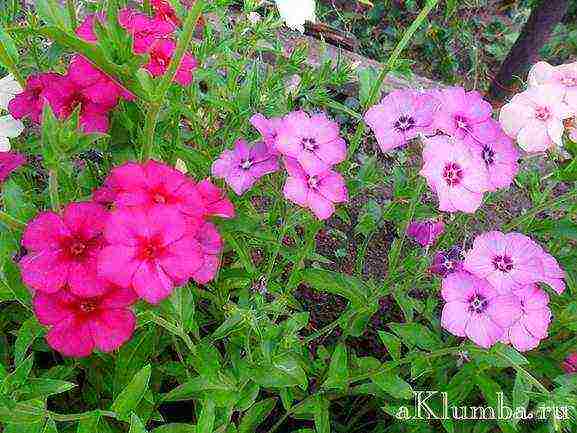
<box><xmin>0</xmin><ymin>210</ymin><xmax>26</xmax><ymax>231</ymax></box>
<box><xmin>140</xmin><ymin>0</ymin><xmax>205</xmax><ymax>161</ymax></box>
<box><xmin>49</xmin><ymin>410</ymin><xmax>117</xmax><ymax>422</ymax></box>
<box><xmin>48</xmin><ymin>170</ymin><xmax>60</xmax><ymax>212</ymax></box>
<box><xmin>66</xmin><ymin>0</ymin><xmax>77</xmax><ymax>29</ymax></box>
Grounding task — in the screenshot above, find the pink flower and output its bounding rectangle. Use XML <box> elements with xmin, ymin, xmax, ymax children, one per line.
<box><xmin>431</xmin><ymin>87</ymin><xmax>494</xmax><ymax>142</ymax></box>
<box><xmin>20</xmin><ymin>202</ymin><xmax>109</xmax><ymax>297</ymax></box>
<box><xmin>8</xmin><ymin>73</ymin><xmax>66</xmax><ymax>123</ymax></box>
<box><xmin>187</xmin><ymin>219</ymin><xmax>223</xmax><ymax>284</ymax></box>
<box><xmin>499</xmin><ymin>84</ymin><xmax>574</xmax><ymax>152</ymax></box>
<box><xmin>212</xmin><ymin>139</ymin><xmax>279</xmax><ymax>195</ymax></box>
<box><xmin>195</xmin><ymin>179</ymin><xmax>236</xmax><ymax>219</ymax></box>
<box><xmin>500</xmin><ymin>284</ymin><xmax>551</xmax><ymax>352</ymax></box>
<box><xmin>283</xmin><ymin>158</ymin><xmax>347</xmax><ymax>220</ymax></box>
<box><xmin>562</xmin><ymin>353</ymin><xmax>577</xmax><ymax>373</ymax></box>
<box><xmin>463</xmin><ymin>231</ymin><xmax>547</xmax><ymax>294</ymax></box>
<box><xmin>420</xmin><ymin>136</ymin><xmax>489</xmax><ymax>213</ymax></box>
<box><xmin>406</xmin><ymin>219</ymin><xmax>444</xmax><ymax>247</ymax></box>
<box><xmin>538</xmin><ymin>251</ymin><xmax>566</xmax><ymax>295</ymax></box>
<box><xmin>430</xmin><ymin>247</ymin><xmax>463</xmax><ymax>277</ymax></box>
<box><xmin>0</xmin><ymin>151</ymin><xmax>26</xmax><ymax>183</ymax></box>
<box><xmin>528</xmin><ymin>61</ymin><xmax>577</xmax><ymax>110</ymax></box>
<box><xmin>276</xmin><ymin>111</ymin><xmax>347</xmax><ymax>174</ymax></box>
<box><xmin>570</xmin><ymin>126</ymin><xmax>577</xmax><ymax>143</ymax></box>
<box><xmin>467</xmin><ymin>120</ymin><xmax>520</xmax><ymax>191</ymax></box>
<box><xmin>364</xmin><ymin>90</ymin><xmax>437</xmax><ymax>152</ymax></box>
<box><xmin>76</xmin><ymin>14</ymin><xmax>104</xmax><ymax>43</ymax></box>
<box><xmin>441</xmin><ymin>271</ymin><xmax>521</xmax><ymax>348</ymax></box>
<box><xmin>144</xmin><ymin>39</ymin><xmax>197</xmax><ymax>86</ymax></box>
<box><xmin>119</xmin><ymin>9</ymin><xmax>175</xmax><ymax>54</ymax></box>
<box><xmin>33</xmin><ymin>286</ymin><xmax>137</xmax><ymax>358</ymax></box>
<box><xmin>250</xmin><ymin>113</ymin><xmax>283</xmax><ymax>152</ymax></box>
<box><xmin>150</xmin><ymin>0</ymin><xmax>182</xmax><ymax>26</ymax></box>
<box><xmin>98</xmin><ymin>206</ymin><xmax>203</xmax><ymax>304</ymax></box>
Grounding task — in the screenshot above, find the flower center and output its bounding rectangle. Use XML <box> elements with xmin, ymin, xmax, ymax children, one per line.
<box><xmin>240</xmin><ymin>158</ymin><xmax>253</xmax><ymax>170</ymax></box>
<box><xmin>561</xmin><ymin>75</ymin><xmax>577</xmax><ymax>87</ymax></box>
<box><xmin>442</xmin><ymin>162</ymin><xmax>463</xmax><ymax>186</ymax></box>
<box><xmin>535</xmin><ymin>106</ymin><xmax>551</xmax><ymax>121</ymax></box>
<box><xmin>138</xmin><ymin>237</ymin><xmax>165</xmax><ymax>261</ymax></box>
<box><xmin>394</xmin><ymin>115</ymin><xmax>416</xmax><ymax>132</ymax></box>
<box><xmin>153</xmin><ymin>193</ymin><xmax>167</xmax><ymax>204</ymax></box>
<box><xmin>69</xmin><ymin>240</ymin><xmax>87</xmax><ymax>256</ymax></box>
<box><xmin>302</xmin><ymin>137</ymin><xmax>318</xmax><ymax>152</ymax></box>
<box><xmin>454</xmin><ymin>115</ymin><xmax>470</xmax><ymax>131</ymax></box>
<box><xmin>468</xmin><ymin>294</ymin><xmax>488</xmax><ymax>314</ymax></box>
<box><xmin>308</xmin><ymin>175</ymin><xmax>319</xmax><ymax>190</ymax></box>
<box><xmin>482</xmin><ymin>145</ymin><xmax>495</xmax><ymax>166</ymax></box>
<box><xmin>492</xmin><ymin>255</ymin><xmax>514</xmax><ymax>273</ymax></box>
<box><xmin>157</xmin><ymin>58</ymin><xmax>167</xmax><ymax>67</ymax></box>
<box><xmin>79</xmin><ymin>300</ymin><xmax>98</xmax><ymax>313</ymax></box>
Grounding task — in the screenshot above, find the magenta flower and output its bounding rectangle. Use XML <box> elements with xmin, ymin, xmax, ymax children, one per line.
<box><xmin>0</xmin><ymin>151</ymin><xmax>26</xmax><ymax>183</ymax></box>
<box><xmin>33</xmin><ymin>286</ymin><xmax>137</xmax><ymax>358</ymax></box>
<box><xmin>406</xmin><ymin>219</ymin><xmax>444</xmax><ymax>247</ymax></box>
<box><xmin>250</xmin><ymin>113</ymin><xmax>283</xmax><ymax>152</ymax></box>
<box><xmin>432</xmin><ymin>87</ymin><xmax>494</xmax><ymax>142</ymax></box>
<box><xmin>283</xmin><ymin>158</ymin><xmax>347</xmax><ymax>220</ymax></box>
<box><xmin>463</xmin><ymin>231</ymin><xmax>547</xmax><ymax>294</ymax></box>
<box><xmin>98</xmin><ymin>206</ymin><xmax>203</xmax><ymax>304</ymax></box>
<box><xmin>276</xmin><ymin>111</ymin><xmax>347</xmax><ymax>174</ymax></box>
<box><xmin>144</xmin><ymin>39</ymin><xmax>197</xmax><ymax>86</ymax></box>
<box><xmin>119</xmin><ymin>9</ymin><xmax>175</xmax><ymax>54</ymax></box>
<box><xmin>8</xmin><ymin>73</ymin><xmax>66</xmax><ymax>123</ymax></box>
<box><xmin>430</xmin><ymin>247</ymin><xmax>463</xmax><ymax>277</ymax></box>
<box><xmin>211</xmin><ymin>139</ymin><xmax>279</xmax><ymax>195</ymax></box>
<box><xmin>441</xmin><ymin>271</ymin><xmax>521</xmax><ymax>348</ymax></box>
<box><xmin>420</xmin><ymin>136</ymin><xmax>489</xmax><ymax>213</ymax></box>
<box><xmin>187</xmin><ymin>219</ymin><xmax>224</xmax><ymax>285</ymax></box>
<box><xmin>364</xmin><ymin>90</ymin><xmax>437</xmax><ymax>152</ymax></box>
<box><xmin>500</xmin><ymin>284</ymin><xmax>551</xmax><ymax>352</ymax></box>
<box><xmin>76</xmin><ymin>14</ymin><xmax>104</xmax><ymax>43</ymax></box>
<box><xmin>150</xmin><ymin>0</ymin><xmax>182</xmax><ymax>26</ymax></box>
<box><xmin>563</xmin><ymin>353</ymin><xmax>577</xmax><ymax>374</ymax></box>
<box><xmin>468</xmin><ymin>120</ymin><xmax>520</xmax><ymax>191</ymax></box>
<box><xmin>20</xmin><ymin>202</ymin><xmax>109</xmax><ymax>297</ymax></box>
<box><xmin>195</xmin><ymin>179</ymin><xmax>236</xmax><ymax>219</ymax></box>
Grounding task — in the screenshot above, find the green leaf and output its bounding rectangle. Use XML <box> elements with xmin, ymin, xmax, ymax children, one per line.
<box><xmin>17</xmin><ymin>379</ymin><xmax>76</xmax><ymax>400</ymax></box>
<box><xmin>42</xmin><ymin>419</ymin><xmax>58</xmax><ymax>433</ymax></box>
<box><xmin>162</xmin><ymin>376</ymin><xmax>236</xmax><ymax>402</ymax></box>
<box><xmin>0</xmin><ymin>24</ymin><xmax>19</xmax><ymax>67</ymax></box>
<box><xmin>196</xmin><ymin>399</ymin><xmax>215</xmax><ymax>433</ymax></box>
<box><xmin>389</xmin><ymin>322</ymin><xmax>442</xmax><ymax>351</ymax></box>
<box><xmin>76</xmin><ymin>413</ymin><xmax>100</xmax><ymax>433</ymax></box>
<box><xmin>15</xmin><ymin>318</ymin><xmax>45</xmax><ymax>365</ymax></box>
<box><xmin>313</xmin><ymin>397</ymin><xmax>330</xmax><ymax>433</ymax></box>
<box><xmin>378</xmin><ymin>331</ymin><xmax>401</xmax><ymax>360</ymax></box>
<box><xmin>512</xmin><ymin>372</ymin><xmax>532</xmax><ymax>421</ymax></box>
<box><xmin>0</xmin><ymin>400</ymin><xmax>46</xmax><ymax>424</ymax></box>
<box><xmin>1</xmin><ymin>354</ymin><xmax>33</xmax><ymax>394</ymax></box>
<box><xmin>36</xmin><ymin>0</ymin><xmax>71</xmax><ymax>29</ymax></box>
<box><xmin>371</xmin><ymin>371</ymin><xmax>413</xmax><ymax>400</ymax></box>
<box><xmin>301</xmin><ymin>269</ymin><xmax>369</xmax><ymax>307</ymax></box>
<box><xmin>2</xmin><ymin>259</ymin><xmax>32</xmax><ymax>306</ymax></box>
<box><xmin>238</xmin><ymin>398</ymin><xmax>276</xmax><ymax>433</ymax></box>
<box><xmin>129</xmin><ymin>413</ymin><xmax>148</xmax><ymax>433</ymax></box>
<box><xmin>323</xmin><ymin>344</ymin><xmax>348</xmax><ymax>391</ymax></box>
<box><xmin>111</xmin><ymin>364</ymin><xmax>152</xmax><ymax>422</ymax></box>
<box><xmin>249</xmin><ymin>355</ymin><xmax>307</xmax><ymax>390</ymax></box>
<box><xmin>475</xmin><ymin>374</ymin><xmax>518</xmax><ymax>433</ymax></box>
<box><xmin>152</xmin><ymin>425</ymin><xmax>196</xmax><ymax>433</ymax></box>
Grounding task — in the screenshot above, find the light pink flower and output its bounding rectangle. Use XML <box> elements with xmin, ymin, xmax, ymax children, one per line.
<box><xmin>119</xmin><ymin>9</ymin><xmax>175</xmax><ymax>54</ymax></box>
<box><xmin>144</xmin><ymin>39</ymin><xmax>197</xmax><ymax>86</ymax></box>
<box><xmin>276</xmin><ymin>111</ymin><xmax>347</xmax><ymax>174</ymax></box>
<box><xmin>406</xmin><ymin>219</ymin><xmax>444</xmax><ymax>247</ymax></box>
<box><xmin>463</xmin><ymin>231</ymin><xmax>546</xmax><ymax>294</ymax></box>
<box><xmin>420</xmin><ymin>136</ymin><xmax>489</xmax><ymax>213</ymax></box>
<box><xmin>499</xmin><ymin>84</ymin><xmax>574</xmax><ymax>152</ymax></box>
<box><xmin>528</xmin><ymin>61</ymin><xmax>577</xmax><ymax>110</ymax></box>
<box><xmin>500</xmin><ymin>284</ymin><xmax>551</xmax><ymax>352</ymax></box>
<box><xmin>563</xmin><ymin>353</ymin><xmax>577</xmax><ymax>373</ymax></box>
<box><xmin>365</xmin><ymin>90</ymin><xmax>437</xmax><ymax>152</ymax></box>
<box><xmin>441</xmin><ymin>271</ymin><xmax>521</xmax><ymax>349</ymax></box>
<box><xmin>8</xmin><ymin>73</ymin><xmax>67</xmax><ymax>123</ymax></box>
<box><xmin>0</xmin><ymin>151</ymin><xmax>25</xmax><ymax>183</ymax></box>
<box><xmin>570</xmin><ymin>126</ymin><xmax>577</xmax><ymax>143</ymax></box>
<box><xmin>98</xmin><ymin>206</ymin><xmax>203</xmax><ymax>304</ymax></box>
<box><xmin>431</xmin><ymin>87</ymin><xmax>494</xmax><ymax>142</ymax></box>
<box><xmin>212</xmin><ymin>139</ymin><xmax>279</xmax><ymax>195</ymax></box>
<box><xmin>250</xmin><ymin>113</ymin><xmax>283</xmax><ymax>152</ymax></box>
<box><xmin>20</xmin><ymin>202</ymin><xmax>109</xmax><ymax>297</ymax></box>
<box><xmin>283</xmin><ymin>158</ymin><xmax>347</xmax><ymax>220</ymax></box>
<box><xmin>33</xmin><ymin>286</ymin><xmax>137</xmax><ymax>358</ymax></box>
<box><xmin>538</xmin><ymin>251</ymin><xmax>566</xmax><ymax>294</ymax></box>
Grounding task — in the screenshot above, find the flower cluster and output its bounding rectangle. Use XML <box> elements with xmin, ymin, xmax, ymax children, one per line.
<box><xmin>500</xmin><ymin>61</ymin><xmax>576</xmax><ymax>152</ymax></box>
<box><xmin>212</xmin><ymin>111</ymin><xmax>348</xmax><ymax>220</ymax></box>
<box><xmin>20</xmin><ymin>161</ymin><xmax>233</xmax><ymax>357</ymax></box>
<box><xmin>365</xmin><ymin>88</ymin><xmax>520</xmax><ymax>214</ymax></box>
<box><xmin>440</xmin><ymin>231</ymin><xmax>565</xmax><ymax>351</ymax></box>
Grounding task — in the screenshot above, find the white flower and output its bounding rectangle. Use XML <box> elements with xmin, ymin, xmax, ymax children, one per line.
<box><xmin>0</xmin><ymin>74</ymin><xmax>23</xmax><ymax>111</ymax></box>
<box><xmin>0</xmin><ymin>115</ymin><xmax>24</xmax><ymax>152</ymax></box>
<box><xmin>274</xmin><ymin>0</ymin><xmax>316</xmax><ymax>33</ymax></box>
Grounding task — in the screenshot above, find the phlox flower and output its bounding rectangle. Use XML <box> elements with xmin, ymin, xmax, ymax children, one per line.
<box><xmin>528</xmin><ymin>61</ymin><xmax>577</xmax><ymax>110</ymax></box>
<box><xmin>76</xmin><ymin>14</ymin><xmax>104</xmax><ymax>43</ymax></box>
<box><xmin>570</xmin><ymin>126</ymin><xmax>577</xmax><ymax>143</ymax></box>
<box><xmin>0</xmin><ymin>74</ymin><xmax>23</xmax><ymax>111</ymax></box>
<box><xmin>119</xmin><ymin>9</ymin><xmax>176</xmax><ymax>54</ymax></box>
<box><xmin>195</xmin><ymin>179</ymin><xmax>236</xmax><ymax>219</ymax></box>
<box><xmin>430</xmin><ymin>247</ymin><xmax>463</xmax><ymax>277</ymax></box>
<box><xmin>0</xmin><ymin>115</ymin><xmax>24</xmax><ymax>152</ymax></box>
<box><xmin>33</xmin><ymin>286</ymin><xmax>137</xmax><ymax>358</ymax></box>
<box><xmin>274</xmin><ymin>0</ymin><xmax>316</xmax><ymax>33</ymax></box>
<box><xmin>500</xmin><ymin>284</ymin><xmax>551</xmax><ymax>352</ymax></box>
<box><xmin>420</xmin><ymin>136</ymin><xmax>489</xmax><ymax>213</ymax></box>
<box><xmin>150</xmin><ymin>0</ymin><xmax>182</xmax><ymax>26</ymax></box>
<box><xmin>187</xmin><ymin>219</ymin><xmax>224</xmax><ymax>285</ymax></box>
<box><xmin>98</xmin><ymin>206</ymin><xmax>203</xmax><ymax>304</ymax></box>
<box><xmin>364</xmin><ymin>90</ymin><xmax>437</xmax><ymax>152</ymax></box>
<box><xmin>250</xmin><ymin>113</ymin><xmax>283</xmax><ymax>152</ymax></box>
<box><xmin>563</xmin><ymin>353</ymin><xmax>577</xmax><ymax>374</ymax></box>
<box><xmin>406</xmin><ymin>219</ymin><xmax>444</xmax><ymax>247</ymax></box>
<box><xmin>144</xmin><ymin>39</ymin><xmax>197</xmax><ymax>86</ymax></box>
<box><xmin>538</xmin><ymin>251</ymin><xmax>566</xmax><ymax>295</ymax></box>
<box><xmin>431</xmin><ymin>87</ymin><xmax>494</xmax><ymax>143</ymax></box>
<box><xmin>276</xmin><ymin>111</ymin><xmax>346</xmax><ymax>174</ymax></box>
<box><xmin>8</xmin><ymin>73</ymin><xmax>66</xmax><ymax>123</ymax></box>
<box><xmin>441</xmin><ymin>271</ymin><xmax>521</xmax><ymax>349</ymax></box>
<box><xmin>20</xmin><ymin>202</ymin><xmax>109</xmax><ymax>297</ymax></box>
<box><xmin>283</xmin><ymin>158</ymin><xmax>347</xmax><ymax>220</ymax></box>
<box><xmin>0</xmin><ymin>151</ymin><xmax>26</xmax><ymax>183</ymax></box>
<box><xmin>211</xmin><ymin>139</ymin><xmax>279</xmax><ymax>195</ymax></box>
<box><xmin>499</xmin><ymin>84</ymin><xmax>573</xmax><ymax>152</ymax></box>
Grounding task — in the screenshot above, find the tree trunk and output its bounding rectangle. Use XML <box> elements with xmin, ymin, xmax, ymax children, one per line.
<box><xmin>489</xmin><ymin>0</ymin><xmax>569</xmax><ymax>100</ymax></box>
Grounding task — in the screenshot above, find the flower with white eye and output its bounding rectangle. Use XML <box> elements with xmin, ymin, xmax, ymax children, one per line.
<box><xmin>274</xmin><ymin>0</ymin><xmax>316</xmax><ymax>33</ymax></box>
<box><xmin>0</xmin><ymin>115</ymin><xmax>24</xmax><ymax>152</ymax></box>
<box><xmin>0</xmin><ymin>74</ymin><xmax>23</xmax><ymax>111</ymax></box>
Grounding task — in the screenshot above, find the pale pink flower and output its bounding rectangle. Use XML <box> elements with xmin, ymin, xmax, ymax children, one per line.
<box><xmin>570</xmin><ymin>126</ymin><xmax>577</xmax><ymax>143</ymax></box>
<box><xmin>406</xmin><ymin>219</ymin><xmax>444</xmax><ymax>247</ymax></box>
<box><xmin>420</xmin><ymin>136</ymin><xmax>490</xmax><ymax>213</ymax></box>
<box><xmin>528</xmin><ymin>61</ymin><xmax>577</xmax><ymax>110</ymax></box>
<box><xmin>33</xmin><ymin>286</ymin><xmax>137</xmax><ymax>358</ymax></box>
<box><xmin>250</xmin><ymin>113</ymin><xmax>283</xmax><ymax>151</ymax></box>
<box><xmin>211</xmin><ymin>139</ymin><xmax>279</xmax><ymax>195</ymax></box>
<box><xmin>538</xmin><ymin>252</ymin><xmax>566</xmax><ymax>295</ymax></box>
<box><xmin>499</xmin><ymin>84</ymin><xmax>574</xmax><ymax>152</ymax></box>
<box><xmin>563</xmin><ymin>353</ymin><xmax>577</xmax><ymax>373</ymax></box>
<box><xmin>276</xmin><ymin>111</ymin><xmax>347</xmax><ymax>174</ymax></box>
<box><xmin>500</xmin><ymin>284</ymin><xmax>551</xmax><ymax>352</ymax></box>
<box><xmin>283</xmin><ymin>158</ymin><xmax>347</xmax><ymax>220</ymax></box>
<box><xmin>365</xmin><ymin>90</ymin><xmax>437</xmax><ymax>152</ymax></box>
<box><xmin>441</xmin><ymin>271</ymin><xmax>521</xmax><ymax>349</ymax></box>
<box><xmin>463</xmin><ymin>231</ymin><xmax>545</xmax><ymax>294</ymax></box>
<box><xmin>20</xmin><ymin>202</ymin><xmax>109</xmax><ymax>297</ymax></box>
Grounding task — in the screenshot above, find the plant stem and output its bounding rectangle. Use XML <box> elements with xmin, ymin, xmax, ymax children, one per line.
<box><xmin>66</xmin><ymin>0</ymin><xmax>77</xmax><ymax>29</ymax></box>
<box><xmin>140</xmin><ymin>0</ymin><xmax>205</xmax><ymax>161</ymax></box>
<box><xmin>48</xmin><ymin>170</ymin><xmax>60</xmax><ymax>212</ymax></box>
<box><xmin>0</xmin><ymin>210</ymin><xmax>26</xmax><ymax>231</ymax></box>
